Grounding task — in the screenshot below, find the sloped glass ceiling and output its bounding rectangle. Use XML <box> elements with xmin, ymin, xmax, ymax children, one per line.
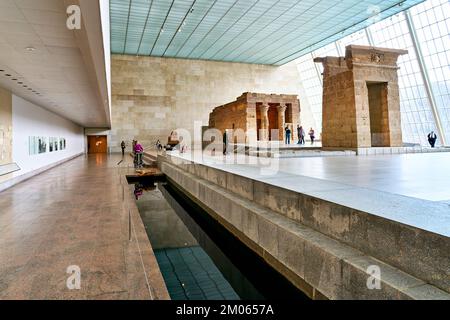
<box><xmin>110</xmin><ymin>0</ymin><xmax>425</xmax><ymax>65</ymax></box>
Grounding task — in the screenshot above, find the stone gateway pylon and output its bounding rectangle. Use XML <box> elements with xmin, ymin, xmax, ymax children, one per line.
<box><xmin>315</xmin><ymin>45</ymin><xmax>408</xmax><ymax>150</ymax></box>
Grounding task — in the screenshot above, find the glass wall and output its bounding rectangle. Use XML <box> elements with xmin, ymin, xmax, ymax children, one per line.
<box><xmin>294</xmin><ymin>0</ymin><xmax>450</xmax><ymax>146</ymax></box>
<box><xmin>410</xmin><ymin>0</ymin><xmax>450</xmax><ymax>142</ymax></box>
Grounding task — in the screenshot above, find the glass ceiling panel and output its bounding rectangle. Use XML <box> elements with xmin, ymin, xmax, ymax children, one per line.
<box><xmin>110</xmin><ymin>0</ymin><xmax>425</xmax><ymax>65</ymax></box>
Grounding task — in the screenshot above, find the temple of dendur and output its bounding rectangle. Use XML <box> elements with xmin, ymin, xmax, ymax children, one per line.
<box><xmin>208</xmin><ymin>92</ymin><xmax>301</xmax><ymax>145</ymax></box>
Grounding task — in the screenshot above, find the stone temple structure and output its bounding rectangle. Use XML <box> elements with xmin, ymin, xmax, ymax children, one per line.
<box><xmin>315</xmin><ymin>45</ymin><xmax>408</xmax><ymax>149</ymax></box>
<box><xmin>208</xmin><ymin>92</ymin><xmax>301</xmax><ymax>145</ymax></box>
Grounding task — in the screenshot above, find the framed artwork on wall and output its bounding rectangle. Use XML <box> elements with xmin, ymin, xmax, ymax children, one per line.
<box><xmin>29</xmin><ymin>136</ymin><xmax>47</xmax><ymax>155</ymax></box>
<box><xmin>30</xmin><ymin>137</ymin><xmax>66</xmax><ymax>154</ymax></box>
<box><xmin>60</xmin><ymin>138</ymin><xmax>66</xmax><ymax>150</ymax></box>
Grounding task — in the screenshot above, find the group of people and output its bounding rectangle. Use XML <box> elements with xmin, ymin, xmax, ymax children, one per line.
<box><xmin>122</xmin><ymin>129</ymin><xmax>440</xmax><ymax>166</ymax></box>
<box><xmin>121</xmin><ymin>130</ymin><xmax>188</xmax><ymax>168</ymax></box>
<box><xmin>120</xmin><ymin>140</ymin><xmax>145</xmax><ymax>168</ymax></box>
<box><xmin>284</xmin><ymin>125</ymin><xmax>316</xmax><ymax>145</ymax></box>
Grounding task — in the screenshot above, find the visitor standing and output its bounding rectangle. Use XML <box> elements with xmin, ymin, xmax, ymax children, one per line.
<box><xmin>134</xmin><ymin>140</ymin><xmax>144</xmax><ymax>168</ymax></box>
<box><xmin>223</xmin><ymin>130</ymin><xmax>229</xmax><ymax>155</ymax></box>
<box><xmin>428</xmin><ymin>131</ymin><xmax>437</xmax><ymax>148</ymax></box>
<box><xmin>309</xmin><ymin>128</ymin><xmax>315</xmax><ymax>145</ymax></box>
<box><xmin>155</xmin><ymin>140</ymin><xmax>163</xmax><ymax>151</ymax></box>
<box><xmin>285</xmin><ymin>126</ymin><xmax>291</xmax><ymax>145</ymax></box>
<box><xmin>297</xmin><ymin>125</ymin><xmax>305</xmax><ymax>145</ymax></box>
<box><xmin>120</xmin><ymin>140</ymin><xmax>126</xmax><ymax>156</ymax></box>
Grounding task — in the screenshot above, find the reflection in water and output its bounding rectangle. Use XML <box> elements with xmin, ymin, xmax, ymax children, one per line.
<box><xmin>135</xmin><ymin>182</ymin><xmax>309</xmax><ymax>301</ymax></box>
<box><xmin>136</xmin><ymin>184</ymin><xmax>262</xmax><ymax>300</ymax></box>
<box><xmin>134</xmin><ymin>183</ymin><xmax>156</xmax><ymax>200</ymax></box>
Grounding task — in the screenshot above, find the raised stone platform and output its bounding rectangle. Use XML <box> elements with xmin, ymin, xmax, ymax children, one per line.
<box><xmin>158</xmin><ymin>151</ymin><xmax>450</xmax><ymax>299</ymax></box>
<box><xmin>231</xmin><ymin>143</ymin><xmax>450</xmax><ymax>158</ymax></box>
<box><xmin>356</xmin><ymin>146</ymin><xmax>450</xmax><ymax>155</ymax></box>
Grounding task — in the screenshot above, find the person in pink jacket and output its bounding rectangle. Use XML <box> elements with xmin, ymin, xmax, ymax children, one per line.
<box><xmin>134</xmin><ymin>141</ymin><xmax>144</xmax><ymax>168</ymax></box>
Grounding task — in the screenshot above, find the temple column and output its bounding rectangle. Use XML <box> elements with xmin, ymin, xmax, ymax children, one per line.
<box><xmin>260</xmin><ymin>105</ymin><xmax>269</xmax><ymax>141</ymax></box>
<box><xmin>277</xmin><ymin>105</ymin><xmax>287</xmax><ymax>141</ymax></box>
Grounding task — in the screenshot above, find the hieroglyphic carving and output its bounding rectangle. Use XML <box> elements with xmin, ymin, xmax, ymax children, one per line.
<box><xmin>370</xmin><ymin>53</ymin><xmax>384</xmax><ymax>63</ymax></box>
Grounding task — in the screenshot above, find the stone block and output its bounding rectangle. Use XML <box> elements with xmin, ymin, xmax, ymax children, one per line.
<box><xmin>277</xmin><ymin>228</ymin><xmax>305</xmax><ymax>278</ymax></box>
<box><xmin>206</xmin><ymin>167</ymin><xmax>227</xmax><ymax>188</ymax></box>
<box><xmin>254</xmin><ymin>181</ymin><xmax>300</xmax><ymax>221</ymax></box>
<box><xmin>226</xmin><ymin>173</ymin><xmax>254</xmax><ymax>201</ymax></box>
<box><xmin>257</xmin><ymin>217</ymin><xmax>279</xmax><ymax>258</ymax></box>
<box><xmin>298</xmin><ymin>195</ymin><xmax>351</xmax><ymax>240</ymax></box>
<box><xmin>348</xmin><ymin>209</ymin><xmax>450</xmax><ymax>293</ymax></box>
<box><xmin>341</xmin><ymin>255</ymin><xmax>425</xmax><ymax>300</ymax></box>
<box><xmin>241</xmin><ymin>206</ymin><xmax>259</xmax><ymax>244</ymax></box>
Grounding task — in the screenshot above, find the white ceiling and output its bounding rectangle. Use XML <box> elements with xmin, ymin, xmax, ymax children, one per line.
<box><xmin>0</xmin><ymin>0</ymin><xmax>110</xmax><ymax>128</ymax></box>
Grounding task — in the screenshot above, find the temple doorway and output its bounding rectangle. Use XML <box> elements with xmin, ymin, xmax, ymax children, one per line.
<box><xmin>268</xmin><ymin>106</ymin><xmax>279</xmax><ymax>141</ymax></box>
<box><xmin>367</xmin><ymin>82</ymin><xmax>389</xmax><ymax>147</ymax></box>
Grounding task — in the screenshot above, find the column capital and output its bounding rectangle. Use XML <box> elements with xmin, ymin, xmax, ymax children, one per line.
<box><xmin>260</xmin><ymin>105</ymin><xmax>269</xmax><ymax>113</ymax></box>
<box><xmin>277</xmin><ymin>105</ymin><xmax>287</xmax><ymax>113</ymax></box>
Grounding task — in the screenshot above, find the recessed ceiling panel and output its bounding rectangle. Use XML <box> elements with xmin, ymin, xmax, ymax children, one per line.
<box><xmin>111</xmin><ymin>0</ymin><xmax>425</xmax><ymax>65</ymax></box>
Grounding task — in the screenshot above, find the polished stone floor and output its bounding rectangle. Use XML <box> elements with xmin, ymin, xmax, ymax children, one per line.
<box><xmin>182</xmin><ymin>151</ymin><xmax>450</xmax><ymax>202</ymax></box>
<box><xmin>0</xmin><ymin>154</ymin><xmax>168</xmax><ymax>300</ymax></box>
<box><xmin>275</xmin><ymin>153</ymin><xmax>450</xmax><ymax>202</ymax></box>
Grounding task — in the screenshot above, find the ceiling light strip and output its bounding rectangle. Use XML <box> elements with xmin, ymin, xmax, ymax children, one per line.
<box><xmin>260</xmin><ymin>0</ymin><xmax>390</xmax><ymax>64</ymax></box>
<box><xmin>136</xmin><ymin>0</ymin><xmax>155</xmax><ymax>55</ymax></box>
<box><xmin>174</xmin><ymin>0</ymin><xmax>219</xmax><ymax>57</ymax></box>
<box><xmin>122</xmin><ymin>0</ymin><xmax>134</xmax><ymax>54</ymax></box>
<box><xmin>218</xmin><ymin>0</ymin><xmax>306</xmax><ymax>61</ymax></box>
<box><xmin>197</xmin><ymin>0</ymin><xmax>261</xmax><ymax>59</ymax></box>
<box><xmin>149</xmin><ymin>0</ymin><xmax>176</xmax><ymax>56</ymax></box>
<box><xmin>162</xmin><ymin>0</ymin><xmax>198</xmax><ymax>56</ymax></box>
<box><xmin>209</xmin><ymin>0</ymin><xmax>283</xmax><ymax>60</ymax></box>
<box><xmin>247</xmin><ymin>0</ymin><xmax>348</xmax><ymax>63</ymax></box>
<box><xmin>232</xmin><ymin>0</ymin><xmax>335</xmax><ymax>62</ymax></box>
<box><xmin>272</xmin><ymin>0</ymin><xmax>408</xmax><ymax>65</ymax></box>
<box><xmin>185</xmin><ymin>0</ymin><xmax>240</xmax><ymax>58</ymax></box>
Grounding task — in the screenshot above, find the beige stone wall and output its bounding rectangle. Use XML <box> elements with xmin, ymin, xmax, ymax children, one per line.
<box><xmin>0</xmin><ymin>87</ymin><xmax>12</xmax><ymax>165</ymax></box>
<box><xmin>321</xmin><ymin>58</ymin><xmax>357</xmax><ymax>148</ymax></box>
<box><xmin>111</xmin><ymin>55</ymin><xmax>315</xmax><ymax>151</ymax></box>
<box><xmin>209</xmin><ymin>100</ymin><xmax>248</xmax><ymax>137</ymax></box>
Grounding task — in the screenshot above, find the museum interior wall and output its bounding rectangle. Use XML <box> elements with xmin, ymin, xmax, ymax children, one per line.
<box><xmin>0</xmin><ymin>86</ymin><xmax>85</xmax><ymax>187</ymax></box>
<box><xmin>0</xmin><ymin>87</ymin><xmax>12</xmax><ymax>167</ymax></box>
<box><xmin>111</xmin><ymin>55</ymin><xmax>317</xmax><ymax>151</ymax></box>
<box><xmin>11</xmin><ymin>95</ymin><xmax>85</xmax><ymax>178</ymax></box>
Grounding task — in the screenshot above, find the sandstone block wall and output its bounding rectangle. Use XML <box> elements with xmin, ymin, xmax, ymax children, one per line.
<box><xmin>208</xmin><ymin>98</ymin><xmax>248</xmax><ymax>137</ymax></box>
<box><xmin>111</xmin><ymin>55</ymin><xmax>316</xmax><ymax>152</ymax></box>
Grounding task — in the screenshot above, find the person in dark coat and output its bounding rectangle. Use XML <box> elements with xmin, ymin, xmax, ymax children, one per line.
<box><xmin>285</xmin><ymin>126</ymin><xmax>291</xmax><ymax>145</ymax></box>
<box><xmin>223</xmin><ymin>130</ymin><xmax>229</xmax><ymax>155</ymax></box>
<box><xmin>120</xmin><ymin>141</ymin><xmax>126</xmax><ymax>156</ymax></box>
<box><xmin>428</xmin><ymin>131</ymin><xmax>437</xmax><ymax>148</ymax></box>
<box><xmin>309</xmin><ymin>128</ymin><xmax>315</xmax><ymax>145</ymax></box>
<box><xmin>297</xmin><ymin>125</ymin><xmax>305</xmax><ymax>145</ymax></box>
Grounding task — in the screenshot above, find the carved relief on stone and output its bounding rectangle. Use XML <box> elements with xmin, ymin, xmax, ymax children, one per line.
<box><xmin>370</xmin><ymin>53</ymin><xmax>384</xmax><ymax>63</ymax></box>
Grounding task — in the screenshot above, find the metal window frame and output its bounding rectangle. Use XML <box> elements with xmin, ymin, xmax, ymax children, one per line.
<box><xmin>404</xmin><ymin>10</ymin><xmax>447</xmax><ymax>146</ymax></box>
